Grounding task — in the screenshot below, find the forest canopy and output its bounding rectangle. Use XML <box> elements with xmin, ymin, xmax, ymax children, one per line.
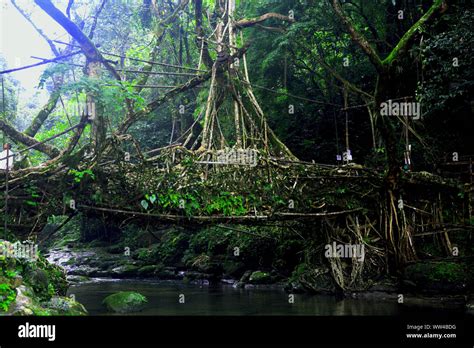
<box><xmin>0</xmin><ymin>0</ymin><xmax>472</xmax><ymax>304</ymax></box>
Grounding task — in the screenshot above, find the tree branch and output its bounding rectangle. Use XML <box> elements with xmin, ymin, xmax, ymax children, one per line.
<box><xmin>66</xmin><ymin>0</ymin><xmax>74</xmax><ymax>19</ymax></box>
<box><xmin>382</xmin><ymin>0</ymin><xmax>445</xmax><ymax>66</ymax></box>
<box><xmin>0</xmin><ymin>51</ymin><xmax>80</xmax><ymax>74</ymax></box>
<box><xmin>34</xmin><ymin>0</ymin><xmax>121</xmax><ymax>80</ymax></box>
<box><xmin>119</xmin><ymin>43</ymin><xmax>250</xmax><ymax>133</ymax></box>
<box><xmin>194</xmin><ymin>0</ymin><xmax>214</xmax><ymax>69</ymax></box>
<box><xmin>88</xmin><ymin>0</ymin><xmax>107</xmax><ymax>40</ymax></box>
<box><xmin>0</xmin><ymin>119</ymin><xmax>60</xmax><ymax>158</ymax></box>
<box><xmin>235</xmin><ymin>12</ymin><xmax>295</xmax><ymax>29</ymax></box>
<box><xmin>24</xmin><ymin>92</ymin><xmax>60</xmax><ymax>137</ymax></box>
<box><xmin>331</xmin><ymin>0</ymin><xmax>385</xmax><ymax>73</ymax></box>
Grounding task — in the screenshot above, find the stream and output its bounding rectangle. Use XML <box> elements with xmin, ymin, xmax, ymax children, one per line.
<box><xmin>46</xmin><ymin>248</ymin><xmax>469</xmax><ymax>316</ymax></box>
<box><xmin>66</xmin><ymin>278</ymin><xmax>466</xmax><ymax>316</ymax></box>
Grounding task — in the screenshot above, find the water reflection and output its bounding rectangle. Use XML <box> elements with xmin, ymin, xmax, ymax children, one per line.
<box><xmin>68</xmin><ymin>279</ymin><xmax>404</xmax><ymax>316</ymax></box>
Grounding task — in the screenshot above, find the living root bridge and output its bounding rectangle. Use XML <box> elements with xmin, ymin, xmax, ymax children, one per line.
<box><xmin>0</xmin><ymin>145</ymin><xmax>470</xmax><ymax>279</ymax></box>
<box><xmin>74</xmin><ymin>204</ymin><xmax>364</xmax><ymax>224</ymax></box>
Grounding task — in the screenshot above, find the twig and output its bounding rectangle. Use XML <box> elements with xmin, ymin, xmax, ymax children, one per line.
<box><xmin>0</xmin><ymin>51</ymin><xmax>81</xmax><ymax>74</ymax></box>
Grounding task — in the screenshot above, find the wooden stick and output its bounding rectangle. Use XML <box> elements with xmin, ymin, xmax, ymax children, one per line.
<box><xmin>274</xmin><ymin>208</ymin><xmax>363</xmax><ymax>217</ymax></box>
<box><xmin>0</xmin><ymin>51</ymin><xmax>81</xmax><ymax>74</ymax></box>
<box><xmin>413</xmin><ymin>228</ymin><xmax>467</xmax><ymax>237</ymax></box>
<box><xmin>216</xmin><ymin>224</ymin><xmax>274</xmax><ymax>240</ymax></box>
<box><xmin>76</xmin><ymin>204</ymin><xmax>362</xmax><ymax>222</ymax></box>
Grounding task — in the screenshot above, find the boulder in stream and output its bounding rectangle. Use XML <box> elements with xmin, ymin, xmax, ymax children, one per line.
<box><xmin>103</xmin><ymin>291</ymin><xmax>148</xmax><ymax>313</ymax></box>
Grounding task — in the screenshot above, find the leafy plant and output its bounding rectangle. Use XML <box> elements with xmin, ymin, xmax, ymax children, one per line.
<box><xmin>140</xmin><ymin>191</ymin><xmax>200</xmax><ymax>216</ymax></box>
<box><xmin>0</xmin><ymin>283</ymin><xmax>16</xmax><ymax>312</ymax></box>
<box><xmin>68</xmin><ymin>169</ymin><xmax>95</xmax><ymax>183</ymax></box>
<box><xmin>24</xmin><ymin>185</ymin><xmax>41</xmax><ymax>207</ymax></box>
<box><xmin>205</xmin><ymin>192</ymin><xmax>247</xmax><ymax>216</ymax></box>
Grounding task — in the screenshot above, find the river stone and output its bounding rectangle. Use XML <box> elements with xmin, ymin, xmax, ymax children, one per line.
<box><xmin>249</xmin><ymin>271</ymin><xmax>272</xmax><ymax>284</ymax></box>
<box><xmin>155</xmin><ymin>267</ymin><xmax>178</xmax><ymax>279</ymax></box>
<box><xmin>403</xmin><ymin>262</ymin><xmax>467</xmax><ymax>293</ymax></box>
<box><xmin>466</xmin><ymin>300</ymin><xmax>474</xmax><ymax>314</ymax></box>
<box><xmin>26</xmin><ymin>269</ymin><xmax>49</xmax><ymax>291</ymax></box>
<box><xmin>67</xmin><ymin>275</ymin><xmax>91</xmax><ymax>284</ymax></box>
<box><xmin>46</xmin><ymin>296</ymin><xmax>88</xmax><ymax>316</ymax></box>
<box><xmin>111</xmin><ymin>265</ymin><xmax>140</xmax><ymax>277</ymax></box>
<box><xmin>11</xmin><ymin>275</ymin><xmax>23</xmax><ymax>288</ymax></box>
<box><xmin>8</xmin><ymin>285</ymin><xmax>34</xmax><ymax>316</ymax></box>
<box><xmin>137</xmin><ymin>265</ymin><xmax>157</xmax><ymax>276</ymax></box>
<box><xmin>284</xmin><ymin>281</ymin><xmax>305</xmax><ymax>294</ymax></box>
<box><xmin>68</xmin><ymin>265</ymin><xmax>100</xmax><ymax>277</ymax></box>
<box><xmin>234</xmin><ymin>270</ymin><xmax>252</xmax><ymax>288</ymax></box>
<box><xmin>103</xmin><ymin>291</ymin><xmax>148</xmax><ymax>313</ymax></box>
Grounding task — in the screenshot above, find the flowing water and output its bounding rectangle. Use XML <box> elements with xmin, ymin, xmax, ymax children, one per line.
<box><xmin>67</xmin><ymin>278</ymin><xmax>464</xmax><ymax>316</ymax></box>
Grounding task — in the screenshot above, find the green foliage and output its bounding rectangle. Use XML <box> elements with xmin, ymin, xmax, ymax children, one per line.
<box><xmin>106</xmin><ymin>80</ymin><xmax>146</xmax><ymax>113</ymax></box>
<box><xmin>155</xmin><ymin>230</ymin><xmax>189</xmax><ymax>265</ymax></box>
<box><xmin>38</xmin><ymin>64</ymin><xmax>69</xmax><ymax>90</ymax></box>
<box><xmin>205</xmin><ymin>192</ymin><xmax>247</xmax><ymax>216</ymax></box>
<box><xmin>425</xmin><ymin>262</ymin><xmax>464</xmax><ymax>283</ymax></box>
<box><xmin>103</xmin><ymin>291</ymin><xmax>147</xmax><ymax>313</ymax></box>
<box><xmin>140</xmin><ymin>199</ymin><xmax>149</xmax><ymax>210</ymax></box>
<box><xmin>24</xmin><ymin>185</ymin><xmax>41</xmax><ymax>208</ymax></box>
<box><xmin>35</xmin><ymin>117</ymin><xmax>70</xmax><ymax>149</ymax></box>
<box><xmin>140</xmin><ymin>190</ymin><xmax>250</xmax><ymax>216</ymax></box>
<box><xmin>183</xmin><ymin>225</ymin><xmax>278</xmax><ymax>272</ymax></box>
<box><xmin>0</xmin><ymin>283</ymin><xmax>16</xmax><ymax>312</ymax></box>
<box><xmin>140</xmin><ymin>190</ymin><xmax>200</xmax><ymax>216</ymax></box>
<box><xmin>121</xmin><ymin>224</ymin><xmax>150</xmax><ymax>249</ymax></box>
<box><xmin>405</xmin><ymin>262</ymin><xmax>467</xmax><ymax>284</ymax></box>
<box><xmin>68</xmin><ymin>169</ymin><xmax>95</xmax><ymax>183</ymax></box>
<box><xmin>417</xmin><ymin>9</ymin><xmax>474</xmax><ymax>114</ymax></box>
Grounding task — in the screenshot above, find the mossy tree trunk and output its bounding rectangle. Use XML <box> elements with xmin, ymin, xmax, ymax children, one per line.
<box><xmin>331</xmin><ymin>0</ymin><xmax>447</xmax><ymax>268</ymax></box>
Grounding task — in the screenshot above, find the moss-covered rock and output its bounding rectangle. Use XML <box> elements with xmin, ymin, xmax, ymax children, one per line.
<box><xmin>403</xmin><ymin>262</ymin><xmax>470</xmax><ymax>293</ymax></box>
<box><xmin>0</xmin><ymin>239</ymin><xmax>86</xmax><ymax>316</ymax></box>
<box><xmin>45</xmin><ymin>296</ymin><xmax>88</xmax><ymax>316</ymax></box>
<box><xmin>137</xmin><ymin>265</ymin><xmax>158</xmax><ymax>276</ymax></box>
<box><xmin>223</xmin><ymin>261</ymin><xmax>245</xmax><ymax>278</ymax></box>
<box><xmin>111</xmin><ymin>264</ymin><xmax>141</xmax><ymax>277</ymax></box>
<box><xmin>25</xmin><ymin>269</ymin><xmax>49</xmax><ymax>296</ymax></box>
<box><xmin>466</xmin><ymin>299</ymin><xmax>474</xmax><ymax>314</ymax></box>
<box><xmin>248</xmin><ymin>271</ymin><xmax>272</xmax><ymax>284</ymax></box>
<box><xmin>7</xmin><ymin>285</ymin><xmax>33</xmax><ymax>315</ymax></box>
<box><xmin>234</xmin><ymin>270</ymin><xmax>252</xmax><ymax>288</ymax></box>
<box><xmin>287</xmin><ymin>263</ymin><xmax>336</xmax><ymax>293</ymax></box>
<box><xmin>103</xmin><ymin>291</ymin><xmax>147</xmax><ymax>313</ymax></box>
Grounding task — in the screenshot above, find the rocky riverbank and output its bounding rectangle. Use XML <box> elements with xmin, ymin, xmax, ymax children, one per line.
<box><xmin>0</xmin><ymin>240</ymin><xmax>87</xmax><ymax>316</ymax></box>
<box><xmin>3</xmin><ymin>214</ymin><xmax>471</xmax><ymax>316</ymax></box>
<box><xmin>44</xmin><ymin>242</ymin><xmax>473</xmax><ymax>313</ymax></box>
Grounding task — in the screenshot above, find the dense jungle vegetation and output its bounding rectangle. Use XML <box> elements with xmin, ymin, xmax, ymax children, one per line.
<box><xmin>0</xmin><ymin>0</ymin><xmax>472</xmax><ymax>316</ymax></box>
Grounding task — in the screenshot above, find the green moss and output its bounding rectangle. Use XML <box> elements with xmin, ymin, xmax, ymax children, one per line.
<box><xmin>405</xmin><ymin>262</ymin><xmax>466</xmax><ymax>284</ymax></box>
<box><xmin>103</xmin><ymin>291</ymin><xmax>148</xmax><ymax>313</ymax></box>
<box><xmin>426</xmin><ymin>262</ymin><xmax>464</xmax><ymax>282</ymax></box>
<box><xmin>31</xmin><ymin>307</ymin><xmax>52</xmax><ymax>316</ymax></box>
<box><xmin>45</xmin><ymin>297</ymin><xmax>88</xmax><ymax>316</ymax></box>
<box><xmin>0</xmin><ymin>240</ymin><xmax>89</xmax><ymax>315</ymax></box>
<box><xmin>137</xmin><ymin>265</ymin><xmax>158</xmax><ymax>276</ymax></box>
<box><xmin>382</xmin><ymin>0</ymin><xmax>443</xmax><ymax>66</ymax></box>
<box><xmin>0</xmin><ymin>283</ymin><xmax>17</xmax><ymax>312</ymax></box>
<box><xmin>19</xmin><ymin>255</ymin><xmax>68</xmax><ymax>300</ymax></box>
<box><xmin>249</xmin><ymin>271</ymin><xmax>271</xmax><ymax>284</ymax></box>
<box><xmin>289</xmin><ymin>263</ymin><xmax>308</xmax><ymax>283</ymax></box>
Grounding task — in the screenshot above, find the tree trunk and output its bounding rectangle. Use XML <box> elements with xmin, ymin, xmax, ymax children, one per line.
<box><xmin>86</xmin><ymin>60</ymin><xmax>105</xmax><ymax>152</ymax></box>
<box><xmin>228</xmin><ymin>0</ymin><xmax>242</xmax><ymax>148</ymax></box>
